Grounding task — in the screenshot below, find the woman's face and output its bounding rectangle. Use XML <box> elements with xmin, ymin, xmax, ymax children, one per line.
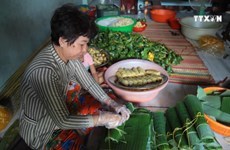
<box><xmin>59</xmin><ymin>36</ymin><xmax>89</xmax><ymax>62</ymax></box>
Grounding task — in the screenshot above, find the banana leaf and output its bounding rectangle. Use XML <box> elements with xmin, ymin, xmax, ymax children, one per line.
<box><xmin>200</xmin><ymin>95</ymin><xmax>221</xmax><ymax>109</ymax></box>
<box><xmin>203</xmin><ymin>140</ymin><xmax>223</xmax><ymax>150</ymax></box>
<box><xmin>126</xmin><ymin>102</ymin><xmax>136</xmax><ymax>113</ymax></box>
<box><xmin>166</xmin><ymin>119</ymin><xmax>178</xmax><ymax>150</ymax></box>
<box><xmin>104</xmin><ymin>102</ymin><xmax>136</xmax><ymax>143</ymax></box>
<box><xmin>220</xmin><ymin>96</ymin><xmax>230</xmax><ymax>114</ymax></box>
<box><xmin>197</xmin><ymin>86</ymin><xmax>221</xmax><ymax>109</ymax></box>
<box><xmin>165</xmin><ymin>107</ymin><xmax>188</xmax><ymax>149</ymax></box>
<box><xmin>100</xmin><ymin>108</ymin><xmax>154</xmax><ymax>150</ymax></box>
<box><xmin>184</xmin><ymin>95</ymin><xmax>214</xmax><ymax>143</ymax></box>
<box><xmin>152</xmin><ymin>112</ymin><xmax>170</xmax><ymax>150</ymax></box>
<box><xmin>197</xmin><ymin>86</ymin><xmax>207</xmax><ymax>99</ymax></box>
<box><xmin>203</xmin><ymin>104</ymin><xmax>230</xmax><ymax>124</ymax></box>
<box><xmin>220</xmin><ymin>89</ymin><xmax>230</xmax><ymax>97</ymax></box>
<box><xmin>105</xmin><ymin>124</ymin><xmax>126</xmax><ymax>143</ymax></box>
<box><xmin>197</xmin><ymin>86</ymin><xmax>230</xmax><ymax>125</ymax></box>
<box><xmin>152</xmin><ymin>117</ymin><xmax>157</xmax><ymax>150</ymax></box>
<box><xmin>197</xmin><ymin>87</ymin><xmax>230</xmax><ymax>125</ymax></box>
<box><xmin>220</xmin><ymin>95</ymin><xmax>230</xmax><ymax>127</ymax></box>
<box><xmin>175</xmin><ymin>102</ymin><xmax>200</xmax><ymax>148</ymax></box>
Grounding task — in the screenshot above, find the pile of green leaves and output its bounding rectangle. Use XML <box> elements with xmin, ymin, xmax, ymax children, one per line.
<box><xmin>100</xmin><ymin>108</ymin><xmax>154</xmax><ymax>150</ymax></box>
<box><xmin>197</xmin><ymin>86</ymin><xmax>230</xmax><ymax>126</ymax></box>
<box><xmin>100</xmin><ymin>95</ymin><xmax>222</xmax><ymax>150</ymax></box>
<box><xmin>90</xmin><ymin>31</ymin><xmax>183</xmax><ymax>73</ymax></box>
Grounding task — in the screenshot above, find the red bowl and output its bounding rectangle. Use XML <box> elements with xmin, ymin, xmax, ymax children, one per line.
<box><xmin>150</xmin><ymin>9</ymin><xmax>176</xmax><ymax>23</ymax></box>
<box><xmin>168</xmin><ymin>18</ymin><xmax>181</xmax><ymax>29</ymax></box>
<box><xmin>133</xmin><ymin>22</ymin><xmax>147</xmax><ymax>32</ymax></box>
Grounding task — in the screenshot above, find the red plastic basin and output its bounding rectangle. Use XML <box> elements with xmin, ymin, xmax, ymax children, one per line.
<box><xmin>150</xmin><ymin>9</ymin><xmax>176</xmax><ymax>23</ymax></box>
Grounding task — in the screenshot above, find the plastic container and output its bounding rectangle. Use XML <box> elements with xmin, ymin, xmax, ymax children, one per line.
<box><xmin>150</xmin><ymin>9</ymin><xmax>176</xmax><ymax>23</ymax></box>
<box><xmin>133</xmin><ymin>22</ymin><xmax>147</xmax><ymax>32</ymax></box>
<box><xmin>95</xmin><ymin>16</ymin><xmax>136</xmax><ymax>33</ymax></box>
<box><xmin>88</xmin><ymin>6</ymin><xmax>96</xmax><ymax>18</ymax></box>
<box><xmin>133</xmin><ymin>25</ymin><xmax>147</xmax><ymax>32</ymax></box>
<box><xmin>77</xmin><ymin>5</ymin><xmax>96</xmax><ymax>18</ymax></box>
<box><xmin>168</xmin><ymin>18</ymin><xmax>181</xmax><ymax>29</ymax></box>
<box><xmin>96</xmin><ymin>4</ymin><xmax>120</xmax><ymax>18</ymax></box>
<box><xmin>180</xmin><ymin>17</ymin><xmax>222</xmax><ymax>40</ymax></box>
<box><xmin>203</xmin><ymin>87</ymin><xmax>230</xmax><ymax>136</ymax></box>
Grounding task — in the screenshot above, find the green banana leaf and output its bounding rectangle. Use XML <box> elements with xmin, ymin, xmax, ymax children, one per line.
<box><xmin>105</xmin><ymin>124</ymin><xmax>126</xmax><ymax>143</ymax></box>
<box><xmin>184</xmin><ymin>95</ymin><xmax>214</xmax><ymax>143</ymax></box>
<box><xmin>104</xmin><ymin>102</ymin><xmax>135</xmax><ymax>143</ymax></box>
<box><xmin>100</xmin><ymin>108</ymin><xmax>154</xmax><ymax>150</ymax></box>
<box><xmin>197</xmin><ymin>87</ymin><xmax>230</xmax><ymax>124</ymax></box>
<box><xmin>175</xmin><ymin>102</ymin><xmax>200</xmax><ymax>148</ymax></box>
<box><xmin>220</xmin><ymin>89</ymin><xmax>230</xmax><ymax>97</ymax></box>
<box><xmin>100</xmin><ymin>93</ymin><xmax>223</xmax><ymax>150</ymax></box>
<box><xmin>166</xmin><ymin>119</ymin><xmax>178</xmax><ymax>150</ymax></box>
<box><xmin>203</xmin><ymin>104</ymin><xmax>230</xmax><ymax>124</ymax></box>
<box><xmin>220</xmin><ymin>96</ymin><xmax>230</xmax><ymax>114</ymax></box>
<box><xmin>197</xmin><ymin>86</ymin><xmax>221</xmax><ymax>109</ymax></box>
<box><xmin>197</xmin><ymin>86</ymin><xmax>207</xmax><ymax>99</ymax></box>
<box><xmin>152</xmin><ymin>112</ymin><xmax>170</xmax><ymax>150</ymax></box>
<box><xmin>165</xmin><ymin>107</ymin><xmax>188</xmax><ymax>149</ymax></box>
<box><xmin>200</xmin><ymin>95</ymin><xmax>221</xmax><ymax>109</ymax></box>
<box><xmin>183</xmin><ymin>94</ymin><xmax>222</xmax><ymax>149</ymax></box>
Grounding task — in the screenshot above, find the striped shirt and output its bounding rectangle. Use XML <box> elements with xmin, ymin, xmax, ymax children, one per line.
<box><xmin>19</xmin><ymin>44</ymin><xmax>110</xmax><ymax>149</ymax></box>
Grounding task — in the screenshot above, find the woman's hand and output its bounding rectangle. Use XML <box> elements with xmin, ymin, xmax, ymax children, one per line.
<box><xmin>104</xmin><ymin>99</ymin><xmax>131</xmax><ymax>123</ymax></box>
<box><xmin>93</xmin><ymin>111</ymin><xmax>123</xmax><ymax>129</ymax></box>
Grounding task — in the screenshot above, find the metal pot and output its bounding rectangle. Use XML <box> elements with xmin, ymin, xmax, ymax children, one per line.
<box><xmin>179</xmin><ymin>17</ymin><xmax>223</xmax><ymax>40</ymax></box>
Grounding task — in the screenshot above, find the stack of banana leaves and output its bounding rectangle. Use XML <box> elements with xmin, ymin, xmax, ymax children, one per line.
<box><xmin>99</xmin><ymin>96</ymin><xmax>222</xmax><ymax>150</ymax></box>
<box><xmin>90</xmin><ymin>31</ymin><xmax>183</xmax><ymax>73</ymax></box>
<box><xmin>100</xmin><ymin>108</ymin><xmax>154</xmax><ymax>150</ymax></box>
<box><xmin>197</xmin><ymin>86</ymin><xmax>230</xmax><ymax>126</ymax></box>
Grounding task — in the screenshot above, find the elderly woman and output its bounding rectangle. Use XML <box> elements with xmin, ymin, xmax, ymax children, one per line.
<box><xmin>19</xmin><ymin>3</ymin><xmax>130</xmax><ymax>150</ymax></box>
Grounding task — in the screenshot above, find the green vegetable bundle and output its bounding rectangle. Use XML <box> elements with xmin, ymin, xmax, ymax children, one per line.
<box><xmin>165</xmin><ymin>107</ymin><xmax>189</xmax><ymax>149</ymax></box>
<box><xmin>99</xmin><ymin>93</ymin><xmax>223</xmax><ymax>150</ymax></box>
<box><xmin>184</xmin><ymin>95</ymin><xmax>215</xmax><ymax>143</ymax></box>
<box><xmin>184</xmin><ymin>95</ymin><xmax>222</xmax><ymax>150</ymax></box>
<box><xmin>152</xmin><ymin>112</ymin><xmax>170</xmax><ymax>150</ymax></box>
<box><xmin>90</xmin><ymin>31</ymin><xmax>183</xmax><ymax>73</ymax></box>
<box><xmin>166</xmin><ymin>120</ymin><xmax>178</xmax><ymax>149</ymax></box>
<box><xmin>175</xmin><ymin>102</ymin><xmax>200</xmax><ymax>148</ymax></box>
